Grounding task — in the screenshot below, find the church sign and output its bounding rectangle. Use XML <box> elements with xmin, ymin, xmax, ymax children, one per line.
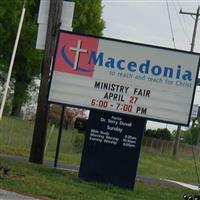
<box><xmin>48</xmin><ymin>31</ymin><xmax>200</xmax><ymax>126</ymax></box>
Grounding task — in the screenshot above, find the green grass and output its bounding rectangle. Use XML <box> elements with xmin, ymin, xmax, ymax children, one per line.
<box><xmin>1</xmin><ymin>116</ymin><xmax>200</xmax><ymax>187</ymax></box>
<box><xmin>0</xmin><ymin>116</ymin><xmax>84</xmax><ymax>152</ymax></box>
<box><xmin>0</xmin><ymin>158</ymin><xmax>196</xmax><ymax>200</ymax></box>
<box><xmin>0</xmin><ymin>116</ymin><xmax>84</xmax><ymax>163</ymax></box>
<box><xmin>138</xmin><ymin>151</ymin><xmax>200</xmax><ymax>183</ymax></box>
<box><xmin>0</xmin><ymin>116</ymin><xmax>34</xmax><ymax>149</ymax></box>
<box><xmin>0</xmin><ymin>144</ymin><xmax>29</xmax><ymax>156</ymax></box>
<box><xmin>45</xmin><ymin>151</ymin><xmax>82</xmax><ymax>165</ymax></box>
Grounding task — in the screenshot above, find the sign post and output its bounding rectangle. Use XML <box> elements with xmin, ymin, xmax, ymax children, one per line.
<box><xmin>79</xmin><ymin>110</ymin><xmax>146</xmax><ymax>189</ymax></box>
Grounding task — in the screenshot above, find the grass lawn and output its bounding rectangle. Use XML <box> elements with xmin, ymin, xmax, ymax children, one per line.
<box><xmin>138</xmin><ymin>151</ymin><xmax>200</xmax><ymax>183</ymax></box>
<box><xmin>1</xmin><ymin>142</ymin><xmax>200</xmax><ymax>185</ymax></box>
<box><xmin>1</xmin><ymin>116</ymin><xmax>200</xmax><ymax>199</ymax></box>
<box><xmin>0</xmin><ymin>158</ymin><xmax>196</xmax><ymax>200</ymax></box>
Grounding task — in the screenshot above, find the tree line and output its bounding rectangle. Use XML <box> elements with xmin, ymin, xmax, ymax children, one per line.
<box><xmin>144</xmin><ymin>118</ymin><xmax>200</xmax><ymax>145</ymax></box>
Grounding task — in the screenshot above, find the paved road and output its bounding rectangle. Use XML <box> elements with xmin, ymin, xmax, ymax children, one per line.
<box><xmin>0</xmin><ymin>189</ymin><xmax>40</xmax><ymax>200</ymax></box>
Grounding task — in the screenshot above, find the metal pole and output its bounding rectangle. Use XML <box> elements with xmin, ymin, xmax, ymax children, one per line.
<box><xmin>54</xmin><ymin>105</ymin><xmax>65</xmax><ymax>168</ymax></box>
<box><xmin>0</xmin><ymin>2</ymin><xmax>26</xmax><ymax>120</ymax></box>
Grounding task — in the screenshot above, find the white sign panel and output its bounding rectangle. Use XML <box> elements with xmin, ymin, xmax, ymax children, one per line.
<box><xmin>37</xmin><ymin>0</ymin><xmax>50</xmax><ymax>24</ymax></box>
<box><xmin>48</xmin><ymin>31</ymin><xmax>200</xmax><ymax>126</ymax></box>
<box><xmin>36</xmin><ymin>24</ymin><xmax>47</xmax><ymax>50</ymax></box>
<box><xmin>61</xmin><ymin>1</ymin><xmax>75</xmax><ymax>29</ymax></box>
<box><xmin>36</xmin><ymin>0</ymin><xmax>75</xmax><ymax>49</ymax></box>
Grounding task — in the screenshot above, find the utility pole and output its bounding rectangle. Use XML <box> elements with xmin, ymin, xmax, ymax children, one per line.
<box><xmin>29</xmin><ymin>0</ymin><xmax>63</xmax><ymax>164</ymax></box>
<box><xmin>173</xmin><ymin>6</ymin><xmax>200</xmax><ymax>156</ymax></box>
<box><xmin>180</xmin><ymin>6</ymin><xmax>200</xmax><ymax>52</ymax></box>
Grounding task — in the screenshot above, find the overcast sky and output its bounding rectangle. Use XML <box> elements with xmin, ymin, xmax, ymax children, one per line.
<box><xmin>102</xmin><ymin>0</ymin><xmax>200</xmax><ymax>130</ymax></box>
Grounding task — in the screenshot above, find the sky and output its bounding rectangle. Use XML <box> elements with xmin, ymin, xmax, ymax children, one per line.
<box><xmin>102</xmin><ymin>0</ymin><xmax>200</xmax><ymax>130</ymax></box>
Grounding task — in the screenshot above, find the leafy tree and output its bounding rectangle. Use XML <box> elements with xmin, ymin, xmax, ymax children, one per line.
<box><xmin>180</xmin><ymin>118</ymin><xmax>200</xmax><ymax>145</ymax></box>
<box><xmin>144</xmin><ymin>129</ymin><xmax>156</xmax><ymax>138</ymax></box>
<box><xmin>0</xmin><ymin>0</ymin><xmax>105</xmax><ymax>117</ymax></box>
<box><xmin>0</xmin><ymin>0</ymin><xmax>42</xmax><ymax>116</ymax></box>
<box><xmin>73</xmin><ymin>0</ymin><xmax>105</xmax><ymax>35</ymax></box>
<box><xmin>144</xmin><ymin>128</ymin><xmax>172</xmax><ymax>141</ymax></box>
<box><xmin>156</xmin><ymin>128</ymin><xmax>172</xmax><ymax>141</ymax></box>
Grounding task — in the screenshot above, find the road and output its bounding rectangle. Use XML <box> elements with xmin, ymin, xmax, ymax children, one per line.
<box><xmin>0</xmin><ymin>189</ymin><xmax>40</xmax><ymax>200</ymax></box>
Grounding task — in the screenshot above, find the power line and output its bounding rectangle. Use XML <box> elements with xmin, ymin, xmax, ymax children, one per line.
<box><xmin>166</xmin><ymin>0</ymin><xmax>176</xmax><ymax>48</ymax></box>
<box><xmin>171</xmin><ymin>0</ymin><xmax>191</xmax><ymax>44</ymax></box>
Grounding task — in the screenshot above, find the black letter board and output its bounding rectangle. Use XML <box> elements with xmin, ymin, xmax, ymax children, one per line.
<box><xmin>79</xmin><ymin>110</ymin><xmax>146</xmax><ymax>189</ymax></box>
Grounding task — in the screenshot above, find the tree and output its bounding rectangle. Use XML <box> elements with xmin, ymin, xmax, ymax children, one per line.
<box><xmin>144</xmin><ymin>129</ymin><xmax>156</xmax><ymax>138</ymax></box>
<box><xmin>73</xmin><ymin>0</ymin><xmax>105</xmax><ymax>35</ymax></box>
<box><xmin>179</xmin><ymin>118</ymin><xmax>200</xmax><ymax>145</ymax></box>
<box><xmin>0</xmin><ymin>0</ymin><xmax>42</xmax><ymax>116</ymax></box>
<box><xmin>0</xmin><ymin>0</ymin><xmax>105</xmax><ymax>117</ymax></box>
<box><xmin>144</xmin><ymin>128</ymin><xmax>172</xmax><ymax>141</ymax></box>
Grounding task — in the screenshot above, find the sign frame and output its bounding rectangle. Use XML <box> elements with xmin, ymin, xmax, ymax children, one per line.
<box><xmin>48</xmin><ymin>30</ymin><xmax>200</xmax><ymax>126</ymax></box>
